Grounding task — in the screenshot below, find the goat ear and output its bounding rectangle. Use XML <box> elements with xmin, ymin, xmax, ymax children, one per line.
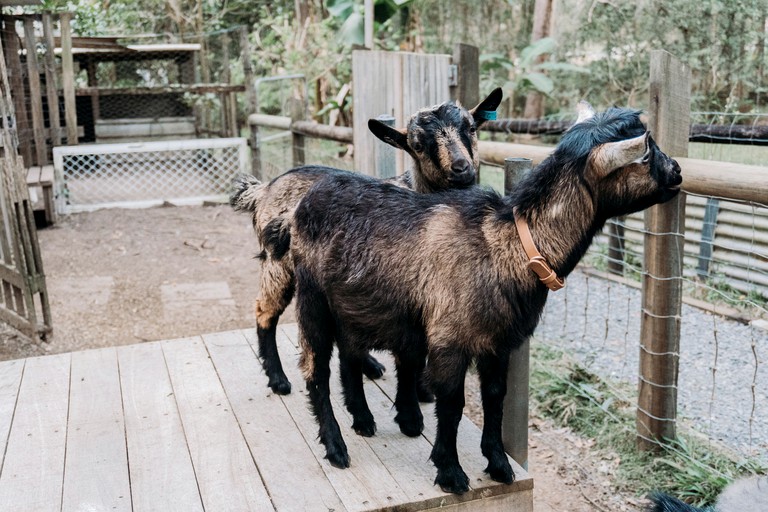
<box><xmin>574</xmin><ymin>100</ymin><xmax>596</xmax><ymax>125</ymax></box>
<box><xmin>469</xmin><ymin>87</ymin><xmax>503</xmax><ymax>127</ymax></box>
<box><xmin>368</xmin><ymin>119</ymin><xmax>410</xmax><ymax>151</ymax></box>
<box><xmin>592</xmin><ymin>131</ymin><xmax>650</xmax><ymax>175</ymax></box>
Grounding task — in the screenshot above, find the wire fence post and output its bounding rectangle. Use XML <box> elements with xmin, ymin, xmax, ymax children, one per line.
<box><xmin>637</xmin><ymin>50</ymin><xmax>690</xmax><ymax>451</ymax></box>
<box><xmin>502</xmin><ymin>157</ymin><xmax>532</xmax><ymax>470</ymax></box>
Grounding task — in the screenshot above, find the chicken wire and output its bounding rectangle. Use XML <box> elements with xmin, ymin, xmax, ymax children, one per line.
<box><xmin>52</xmin><ymin>138</ymin><xmax>249</xmax><ymax>213</ymax></box>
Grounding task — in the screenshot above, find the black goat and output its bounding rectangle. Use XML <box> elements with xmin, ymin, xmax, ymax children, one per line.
<box><xmin>290</xmin><ymin>103</ymin><xmax>683</xmax><ymax>494</ymax></box>
<box><xmin>230</xmin><ymin>89</ymin><xmax>502</xmax><ymax>395</ymax></box>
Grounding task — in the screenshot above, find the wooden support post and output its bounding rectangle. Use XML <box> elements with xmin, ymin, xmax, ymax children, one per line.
<box><xmin>451</xmin><ymin>43</ymin><xmax>479</xmax><ymax>108</ymax></box>
<box><xmin>3</xmin><ymin>16</ymin><xmax>32</xmax><ymax>164</ymax></box>
<box><xmin>22</xmin><ymin>17</ymin><xmax>47</xmax><ymax>165</ymax></box>
<box><xmin>240</xmin><ymin>27</ymin><xmax>260</xmax><ymax>178</ymax></box>
<box><xmin>364</xmin><ymin>0</ymin><xmax>374</xmax><ymax>49</ymax></box>
<box><xmin>696</xmin><ymin>198</ymin><xmax>719</xmax><ymax>280</ymax></box>
<box><xmin>290</xmin><ymin>99</ymin><xmax>305</xmax><ymax>167</ymax></box>
<box><xmin>373</xmin><ymin>114</ymin><xmax>396</xmax><ymax>178</ymax></box>
<box><xmin>85</xmin><ymin>59</ymin><xmax>100</xmax><ymax>125</ymax></box>
<box><xmin>502</xmin><ymin>157</ymin><xmax>532</xmax><ymax>471</ymax></box>
<box><xmin>60</xmin><ymin>12</ymin><xmax>78</xmax><ymax>145</ymax></box>
<box><xmin>637</xmin><ymin>50</ymin><xmax>690</xmax><ymax>451</ymax></box>
<box><xmin>607</xmin><ymin>218</ymin><xmax>626</xmax><ymax>275</ymax></box>
<box><xmin>41</xmin><ymin>13</ymin><xmax>61</xmax><ymax>147</ymax></box>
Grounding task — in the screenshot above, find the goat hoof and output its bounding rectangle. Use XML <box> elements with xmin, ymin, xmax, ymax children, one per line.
<box><xmin>362</xmin><ymin>355</ymin><xmax>386</xmax><ymax>380</ymax></box>
<box><xmin>395</xmin><ymin>413</ymin><xmax>424</xmax><ymax>437</ymax></box>
<box><xmin>417</xmin><ymin>385</ymin><xmax>435</xmax><ymax>403</ymax></box>
<box><xmin>325</xmin><ymin>444</ymin><xmax>351</xmax><ymax>469</ymax></box>
<box><xmin>352</xmin><ymin>419</ymin><xmax>377</xmax><ymax>437</ymax></box>
<box><xmin>485</xmin><ymin>460</ymin><xmax>515</xmax><ymax>484</ymax></box>
<box><xmin>434</xmin><ymin>467</ymin><xmax>470</xmax><ymax>494</ymax></box>
<box><xmin>268</xmin><ymin>376</ymin><xmax>291</xmax><ymax>395</ymax></box>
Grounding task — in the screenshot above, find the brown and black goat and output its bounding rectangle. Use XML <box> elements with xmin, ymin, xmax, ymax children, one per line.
<box><xmin>230</xmin><ymin>89</ymin><xmax>503</xmax><ymax>395</ymax></box>
<box><xmin>289</xmin><ymin>103</ymin><xmax>683</xmax><ymax>494</ymax></box>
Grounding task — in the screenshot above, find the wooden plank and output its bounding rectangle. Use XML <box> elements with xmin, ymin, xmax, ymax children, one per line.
<box><xmin>264</xmin><ymin>327</ymin><xmax>411</xmax><ymax>511</ymax></box>
<box><xmin>451</xmin><ymin>44</ymin><xmax>479</xmax><ymax>108</ymax></box>
<box><xmin>353</xmin><ymin>50</ymin><xmax>396</xmax><ymax>176</ymax></box>
<box><xmin>59</xmin><ymin>12</ymin><xmax>78</xmax><ymax>145</ymax></box>
<box><xmin>203</xmin><ymin>330</ymin><xmax>347</xmax><ymax>512</ymax></box>
<box><xmin>25</xmin><ymin>166</ymin><xmax>40</xmax><ymax>185</ymax></box>
<box><xmin>62</xmin><ymin>347</ymin><xmax>131</xmax><ymax>512</ymax></box>
<box><xmin>41</xmin><ymin>13</ymin><xmax>62</xmax><ymax>147</ymax></box>
<box><xmin>161</xmin><ymin>336</ymin><xmax>274</xmax><ymax>512</ymax></box>
<box><xmin>23</xmin><ymin>16</ymin><xmax>48</xmax><ymax>166</ymax></box>
<box><xmin>0</xmin><ymin>359</ymin><xmax>24</xmax><ymax>470</ymax></box>
<box><xmin>278</xmin><ymin>325</ymin><xmax>533</xmax><ymax>510</ymax></box>
<box><xmin>0</xmin><ymin>353</ymin><xmax>70</xmax><ymax>512</ymax></box>
<box><xmin>39</xmin><ymin>165</ymin><xmax>53</xmax><ymax>185</ymax></box>
<box><xmin>117</xmin><ymin>342</ymin><xmax>204</xmax><ymax>512</ymax></box>
<box><xmin>637</xmin><ymin>50</ymin><xmax>691</xmax><ymax>450</ymax></box>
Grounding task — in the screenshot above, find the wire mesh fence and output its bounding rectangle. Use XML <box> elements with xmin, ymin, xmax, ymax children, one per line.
<box><xmin>53</xmin><ymin>137</ymin><xmax>249</xmax><ymax>212</ymax></box>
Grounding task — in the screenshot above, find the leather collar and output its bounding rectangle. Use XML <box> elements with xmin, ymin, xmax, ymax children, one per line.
<box><xmin>513</xmin><ymin>209</ymin><xmax>565</xmax><ymax>291</ymax></box>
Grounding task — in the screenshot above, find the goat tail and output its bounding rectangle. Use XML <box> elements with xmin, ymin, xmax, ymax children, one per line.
<box><xmin>229</xmin><ymin>173</ymin><xmax>266</xmax><ymax>213</ymax></box>
<box><xmin>647</xmin><ymin>493</ymin><xmax>707</xmax><ymax>512</ymax></box>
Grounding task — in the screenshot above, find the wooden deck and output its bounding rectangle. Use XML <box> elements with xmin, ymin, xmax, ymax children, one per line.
<box><xmin>0</xmin><ymin>324</ymin><xmax>533</xmax><ymax>511</ymax></box>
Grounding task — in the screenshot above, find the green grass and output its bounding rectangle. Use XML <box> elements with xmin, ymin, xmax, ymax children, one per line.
<box><xmin>530</xmin><ymin>343</ymin><xmax>766</xmax><ymax>507</ymax></box>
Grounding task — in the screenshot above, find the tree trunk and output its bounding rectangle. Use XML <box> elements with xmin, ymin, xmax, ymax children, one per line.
<box><xmin>522</xmin><ymin>0</ymin><xmax>552</xmax><ymax>119</ymax></box>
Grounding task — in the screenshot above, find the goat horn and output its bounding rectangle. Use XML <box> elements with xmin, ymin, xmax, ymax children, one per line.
<box><xmin>574</xmin><ymin>101</ymin><xmax>596</xmax><ymax>124</ymax></box>
<box><xmin>592</xmin><ymin>132</ymin><xmax>649</xmax><ymax>174</ymax></box>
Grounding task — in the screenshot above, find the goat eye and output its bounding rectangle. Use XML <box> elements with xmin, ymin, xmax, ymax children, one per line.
<box><xmin>411</xmin><ymin>142</ymin><xmax>423</xmax><ymax>152</ymax></box>
<box><xmin>469</xmin><ymin>125</ymin><xmax>477</xmax><ymax>134</ymax></box>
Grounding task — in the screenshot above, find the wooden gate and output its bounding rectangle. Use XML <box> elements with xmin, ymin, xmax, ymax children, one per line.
<box><xmin>352</xmin><ymin>50</ymin><xmax>452</xmax><ymax>176</ymax></box>
<box><xmin>0</xmin><ymin>24</ymin><xmax>52</xmax><ymax>340</ymax></box>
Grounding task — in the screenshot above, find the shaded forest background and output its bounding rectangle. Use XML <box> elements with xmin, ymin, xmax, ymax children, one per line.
<box><xmin>36</xmin><ymin>0</ymin><xmax>768</xmax><ymax>121</ymax></box>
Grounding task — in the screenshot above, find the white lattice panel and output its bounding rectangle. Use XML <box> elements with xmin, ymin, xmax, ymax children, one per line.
<box><xmin>53</xmin><ymin>138</ymin><xmax>249</xmax><ymax>213</ymax></box>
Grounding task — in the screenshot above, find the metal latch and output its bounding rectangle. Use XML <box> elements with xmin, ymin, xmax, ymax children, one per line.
<box><xmin>448</xmin><ymin>64</ymin><xmax>458</xmax><ymax>87</ymax></box>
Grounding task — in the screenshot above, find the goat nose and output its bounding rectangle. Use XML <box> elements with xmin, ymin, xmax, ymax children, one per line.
<box><xmin>452</xmin><ymin>159</ymin><xmax>472</xmax><ymax>175</ymax></box>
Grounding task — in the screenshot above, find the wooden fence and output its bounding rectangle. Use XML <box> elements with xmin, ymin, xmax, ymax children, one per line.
<box><xmin>249</xmin><ymin>48</ymin><xmax>767</xmax><ymax>457</ymax></box>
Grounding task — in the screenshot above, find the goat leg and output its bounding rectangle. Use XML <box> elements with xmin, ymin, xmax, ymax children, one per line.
<box><xmin>339</xmin><ymin>352</ymin><xmax>376</xmax><ymax>437</ymax></box>
<box><xmin>256</xmin><ymin>316</ymin><xmax>291</xmax><ymax>395</ymax></box>
<box><xmin>428</xmin><ymin>351</ymin><xmax>470</xmax><ymax>494</ymax></box>
<box><xmin>477</xmin><ymin>352</ymin><xmax>515</xmax><ymax>484</ymax></box>
<box><xmin>393</xmin><ymin>351</ymin><xmax>425</xmax><ymax>437</ymax></box>
<box><xmin>361</xmin><ymin>353</ymin><xmax>386</xmax><ymax>379</ymax></box>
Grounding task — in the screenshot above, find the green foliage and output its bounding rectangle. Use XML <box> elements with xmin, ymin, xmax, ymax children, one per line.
<box><xmin>531</xmin><ymin>343</ymin><xmax>767</xmax><ymax>506</ymax></box>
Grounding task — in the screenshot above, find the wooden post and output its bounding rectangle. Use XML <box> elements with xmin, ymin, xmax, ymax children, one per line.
<box><xmin>607</xmin><ymin>218</ymin><xmax>625</xmax><ymax>275</ymax></box>
<box><xmin>3</xmin><ymin>16</ymin><xmax>32</xmax><ymax>164</ymax></box>
<box><xmin>22</xmin><ymin>16</ymin><xmax>47</xmax><ymax>165</ymax></box>
<box><xmin>502</xmin><ymin>157</ymin><xmax>532</xmax><ymax>471</ymax></box>
<box><xmin>240</xmin><ymin>27</ymin><xmax>260</xmax><ymax>178</ymax></box>
<box><xmin>290</xmin><ymin>98</ymin><xmax>305</xmax><ymax>167</ymax></box>
<box><xmin>637</xmin><ymin>50</ymin><xmax>690</xmax><ymax>451</ymax></box>
<box><xmin>373</xmin><ymin>114</ymin><xmax>396</xmax><ymax>178</ymax></box>
<box><xmin>451</xmin><ymin>43</ymin><xmax>479</xmax><ymax>108</ymax></box>
<box><xmin>364</xmin><ymin>0</ymin><xmax>374</xmax><ymax>48</ymax></box>
<box><xmin>41</xmin><ymin>12</ymin><xmax>61</xmax><ymax>147</ymax></box>
<box><xmin>60</xmin><ymin>12</ymin><xmax>78</xmax><ymax>145</ymax></box>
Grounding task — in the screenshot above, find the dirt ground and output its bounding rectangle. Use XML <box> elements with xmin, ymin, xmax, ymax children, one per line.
<box><xmin>1</xmin><ymin>204</ymin><xmax>649</xmax><ymax>511</ymax></box>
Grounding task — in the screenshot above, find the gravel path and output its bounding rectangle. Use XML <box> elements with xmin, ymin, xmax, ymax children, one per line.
<box><xmin>535</xmin><ymin>269</ymin><xmax>768</xmax><ymax>462</ymax></box>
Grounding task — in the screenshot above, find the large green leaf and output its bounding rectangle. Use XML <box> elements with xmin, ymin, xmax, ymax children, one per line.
<box><xmin>520</xmin><ymin>37</ymin><xmax>557</xmax><ymax>68</ymax></box>
<box><xmin>337</xmin><ymin>11</ymin><xmax>364</xmax><ymax>45</ymax></box>
<box><xmin>521</xmin><ymin>72</ymin><xmax>554</xmax><ymax>95</ymax></box>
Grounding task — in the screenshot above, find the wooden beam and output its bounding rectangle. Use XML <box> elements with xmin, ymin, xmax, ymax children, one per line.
<box><xmin>60</xmin><ymin>12</ymin><xmax>78</xmax><ymax>145</ymax></box>
<box><xmin>23</xmin><ymin>16</ymin><xmax>48</xmax><ymax>165</ymax></box>
<box><xmin>477</xmin><ymin>141</ymin><xmax>768</xmax><ymax>204</ymax></box>
<box><xmin>637</xmin><ymin>50</ymin><xmax>690</xmax><ymax>451</ymax></box>
<box><xmin>41</xmin><ymin>13</ymin><xmax>61</xmax><ymax>146</ymax></box>
<box><xmin>2</xmin><ymin>17</ymin><xmax>32</xmax><ymax>164</ymax></box>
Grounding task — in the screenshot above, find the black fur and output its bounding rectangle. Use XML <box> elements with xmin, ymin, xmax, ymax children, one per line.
<box><xmin>261</xmin><ymin>218</ymin><xmax>291</xmax><ymax>261</ymax></box>
<box><xmin>648</xmin><ymin>493</ymin><xmax>710</xmax><ymax>512</ymax></box>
